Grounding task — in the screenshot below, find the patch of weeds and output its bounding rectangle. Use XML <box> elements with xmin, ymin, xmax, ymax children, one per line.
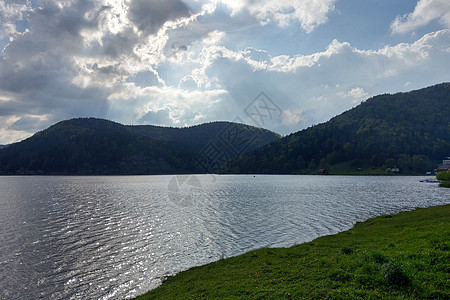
<box><xmin>340</xmin><ymin>247</ymin><xmax>354</xmax><ymax>255</ymax></box>
<box><xmin>264</xmin><ymin>248</ymin><xmax>274</xmax><ymax>255</ymax></box>
<box><xmin>361</xmin><ymin>263</ymin><xmax>376</xmax><ymax>275</ymax></box>
<box><xmin>371</xmin><ymin>252</ymin><xmax>388</xmax><ymax>264</ymax></box>
<box><xmin>407</xmin><ymin>253</ymin><xmax>417</xmax><ymax>259</ymax></box>
<box><xmin>326</xmin><ymin>288</ymin><xmax>353</xmax><ymax>299</ymax></box>
<box><xmin>430</xmin><ymin>240</ymin><xmax>448</xmax><ymax>251</ymax></box>
<box><xmin>427</xmin><ymin>289</ymin><xmax>449</xmax><ymax>299</ymax></box>
<box><xmin>354</xmin><ymin>273</ymin><xmax>372</xmax><ymax>286</ymax></box>
<box><xmin>427</xmin><ymin>251</ymin><xmax>446</xmax><ymax>268</ymax></box>
<box><xmin>382</xmin><ymin>262</ymin><xmax>410</xmax><ymax>287</ymax></box>
<box><xmin>439</xmin><ymin>181</ymin><xmax>450</xmax><ymax>188</ymax></box>
<box><xmin>330</xmin><ymin>271</ymin><xmax>352</xmax><ymax>283</ymax></box>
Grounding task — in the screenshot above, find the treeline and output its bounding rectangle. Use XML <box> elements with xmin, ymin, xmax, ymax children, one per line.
<box><xmin>0</xmin><ymin>118</ymin><xmax>279</xmax><ymax>175</ymax></box>
<box><xmin>225</xmin><ymin>83</ymin><xmax>450</xmax><ymax>174</ymax></box>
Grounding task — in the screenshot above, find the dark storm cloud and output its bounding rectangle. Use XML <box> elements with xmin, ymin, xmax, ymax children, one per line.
<box><xmin>30</xmin><ymin>0</ymin><xmax>98</xmax><ymax>42</ymax></box>
<box><xmin>0</xmin><ymin>0</ymin><xmax>110</xmax><ymax>127</ymax></box>
<box><xmin>0</xmin><ymin>0</ymin><xmax>195</xmax><ymax>142</ymax></box>
<box><xmin>0</xmin><ymin>0</ymin><xmax>98</xmax><ymax>92</ymax></box>
<box><xmin>128</xmin><ymin>0</ymin><xmax>191</xmax><ymax>34</ymax></box>
<box><xmin>100</xmin><ymin>30</ymin><xmax>139</xmax><ymax>58</ymax></box>
<box><xmin>0</xmin><ymin>79</ymin><xmax>109</xmax><ymax>118</ymax></box>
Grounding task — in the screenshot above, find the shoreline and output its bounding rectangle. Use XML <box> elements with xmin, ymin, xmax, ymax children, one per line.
<box><xmin>0</xmin><ymin>173</ymin><xmax>436</xmax><ymax>177</ymax></box>
<box><xmin>136</xmin><ymin>204</ymin><xmax>449</xmax><ymax>299</ymax></box>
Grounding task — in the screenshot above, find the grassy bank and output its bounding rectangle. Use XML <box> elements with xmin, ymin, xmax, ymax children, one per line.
<box><xmin>137</xmin><ymin>205</ymin><xmax>449</xmax><ymax>299</ymax></box>
<box><xmin>437</xmin><ymin>171</ymin><xmax>450</xmax><ymax>188</ymax></box>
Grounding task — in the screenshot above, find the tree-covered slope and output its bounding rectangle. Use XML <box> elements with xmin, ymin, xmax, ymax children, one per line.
<box><xmin>128</xmin><ymin>122</ymin><xmax>279</xmax><ymax>153</ymax></box>
<box><xmin>225</xmin><ymin>83</ymin><xmax>450</xmax><ymax>174</ymax></box>
<box><xmin>0</xmin><ymin>118</ymin><xmax>279</xmax><ymax>175</ymax></box>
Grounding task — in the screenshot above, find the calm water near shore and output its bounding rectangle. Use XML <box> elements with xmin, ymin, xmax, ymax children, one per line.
<box><xmin>0</xmin><ymin>175</ymin><xmax>448</xmax><ymax>299</ymax></box>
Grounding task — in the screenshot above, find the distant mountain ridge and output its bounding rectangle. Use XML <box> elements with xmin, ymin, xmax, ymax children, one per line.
<box><xmin>2</xmin><ymin>83</ymin><xmax>449</xmax><ymax>175</ymax></box>
<box><xmin>0</xmin><ymin>119</ymin><xmax>280</xmax><ymax>175</ymax></box>
<box><xmin>224</xmin><ymin>83</ymin><xmax>450</xmax><ymax>174</ymax></box>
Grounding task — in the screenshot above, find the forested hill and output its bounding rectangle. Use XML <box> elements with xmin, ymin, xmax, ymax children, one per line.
<box><xmin>0</xmin><ymin>119</ymin><xmax>280</xmax><ymax>175</ymax></box>
<box><xmin>224</xmin><ymin>83</ymin><xmax>450</xmax><ymax>175</ymax></box>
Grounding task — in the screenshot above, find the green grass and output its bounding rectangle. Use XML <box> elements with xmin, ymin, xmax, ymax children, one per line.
<box><xmin>136</xmin><ymin>205</ymin><xmax>449</xmax><ymax>299</ymax></box>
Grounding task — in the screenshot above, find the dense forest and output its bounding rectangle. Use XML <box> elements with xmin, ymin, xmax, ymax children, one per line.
<box><xmin>0</xmin><ymin>119</ymin><xmax>279</xmax><ymax>175</ymax></box>
<box><xmin>224</xmin><ymin>83</ymin><xmax>450</xmax><ymax>175</ymax></box>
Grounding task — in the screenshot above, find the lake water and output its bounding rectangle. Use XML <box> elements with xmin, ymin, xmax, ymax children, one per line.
<box><xmin>0</xmin><ymin>175</ymin><xmax>448</xmax><ymax>299</ymax></box>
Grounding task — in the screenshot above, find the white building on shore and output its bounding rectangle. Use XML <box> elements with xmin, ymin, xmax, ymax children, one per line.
<box><xmin>437</xmin><ymin>157</ymin><xmax>450</xmax><ymax>171</ymax></box>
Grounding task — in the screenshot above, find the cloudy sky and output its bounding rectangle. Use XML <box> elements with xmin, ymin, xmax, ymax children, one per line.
<box><xmin>1</xmin><ymin>0</ymin><xmax>449</xmax><ymax>144</ymax></box>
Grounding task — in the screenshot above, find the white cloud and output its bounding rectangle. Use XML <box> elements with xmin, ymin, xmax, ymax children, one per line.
<box><xmin>391</xmin><ymin>0</ymin><xmax>450</xmax><ymax>34</ymax></box>
<box><xmin>216</xmin><ymin>0</ymin><xmax>336</xmax><ymax>32</ymax></box>
<box><xmin>189</xmin><ymin>30</ymin><xmax>448</xmax><ymax>77</ymax></box>
<box><xmin>0</xmin><ymin>0</ymin><xmax>449</xmax><ymax>144</ymax></box>
<box><xmin>137</xmin><ymin>108</ymin><xmax>174</xmax><ymax>126</ymax></box>
<box><xmin>346</xmin><ymin>87</ymin><xmax>370</xmax><ymax>104</ymax></box>
<box><xmin>0</xmin><ymin>116</ymin><xmax>32</xmax><ymax>144</ymax></box>
<box><xmin>281</xmin><ymin>109</ymin><xmax>303</xmax><ymax>127</ymax></box>
<box><xmin>0</xmin><ymin>0</ymin><xmax>220</xmax><ymax>139</ymax></box>
<box><xmin>0</xmin><ymin>0</ymin><xmax>31</xmax><ymax>39</ymax></box>
<box><xmin>202</xmin><ymin>30</ymin><xmax>225</xmax><ymax>45</ymax></box>
<box><xmin>106</xmin><ymin>81</ymin><xmax>227</xmax><ymax>124</ymax></box>
<box><xmin>179</xmin><ymin>29</ymin><xmax>450</xmax><ymax>133</ymax></box>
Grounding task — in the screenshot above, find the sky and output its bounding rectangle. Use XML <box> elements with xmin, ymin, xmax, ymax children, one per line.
<box><xmin>0</xmin><ymin>0</ymin><xmax>449</xmax><ymax>144</ymax></box>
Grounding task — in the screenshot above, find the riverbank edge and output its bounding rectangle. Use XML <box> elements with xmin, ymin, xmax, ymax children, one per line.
<box><xmin>135</xmin><ymin>204</ymin><xmax>449</xmax><ymax>299</ymax></box>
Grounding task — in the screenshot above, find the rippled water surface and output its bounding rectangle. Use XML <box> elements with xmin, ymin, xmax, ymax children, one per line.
<box><xmin>0</xmin><ymin>175</ymin><xmax>448</xmax><ymax>299</ymax></box>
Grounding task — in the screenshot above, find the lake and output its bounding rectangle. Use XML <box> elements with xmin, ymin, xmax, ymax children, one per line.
<box><xmin>0</xmin><ymin>175</ymin><xmax>448</xmax><ymax>299</ymax></box>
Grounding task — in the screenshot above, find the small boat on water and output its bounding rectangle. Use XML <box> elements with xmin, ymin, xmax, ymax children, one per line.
<box><xmin>419</xmin><ymin>178</ymin><xmax>441</xmax><ymax>183</ymax></box>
